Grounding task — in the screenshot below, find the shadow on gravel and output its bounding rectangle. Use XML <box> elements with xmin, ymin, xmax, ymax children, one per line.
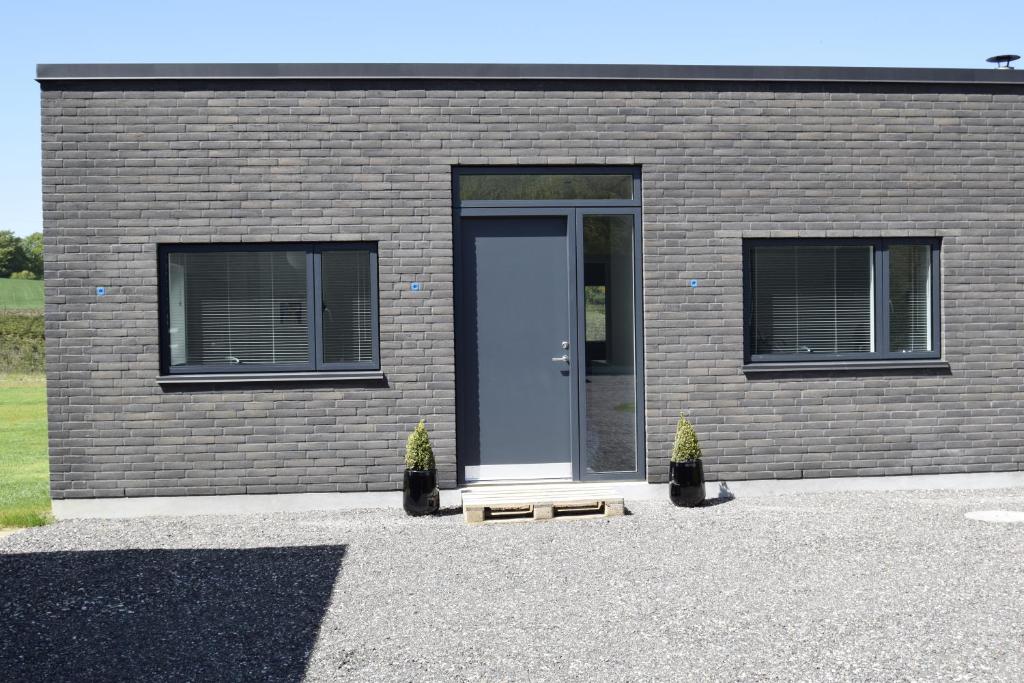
<box><xmin>702</xmin><ymin>483</ymin><xmax>738</xmax><ymax>507</ymax></box>
<box><xmin>0</xmin><ymin>545</ymin><xmax>345</xmax><ymax>682</ymax></box>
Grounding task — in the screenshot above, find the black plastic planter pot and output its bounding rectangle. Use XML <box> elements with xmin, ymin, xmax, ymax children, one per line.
<box><xmin>669</xmin><ymin>460</ymin><xmax>705</xmax><ymax>507</ymax></box>
<box><xmin>403</xmin><ymin>468</ymin><xmax>440</xmax><ymax>516</ymax></box>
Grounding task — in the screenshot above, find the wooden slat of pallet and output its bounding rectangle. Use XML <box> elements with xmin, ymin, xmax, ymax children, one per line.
<box><xmin>462</xmin><ymin>484</ymin><xmax>620</xmax><ymax>502</ymax></box>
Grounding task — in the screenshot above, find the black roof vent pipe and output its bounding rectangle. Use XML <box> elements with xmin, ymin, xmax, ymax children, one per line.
<box><xmin>986</xmin><ymin>54</ymin><xmax>1020</xmax><ymax>69</ymax></box>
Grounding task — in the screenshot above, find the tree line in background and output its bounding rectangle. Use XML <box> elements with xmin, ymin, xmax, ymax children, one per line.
<box><xmin>0</xmin><ymin>231</ymin><xmax>44</xmax><ymax>279</ymax></box>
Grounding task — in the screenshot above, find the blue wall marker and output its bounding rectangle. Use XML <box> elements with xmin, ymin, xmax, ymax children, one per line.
<box><xmin>96</xmin><ymin>287</ymin><xmax>106</xmax><ymax>296</ymax></box>
<box><xmin>410</xmin><ymin>282</ymin><xmax>422</xmax><ymax>292</ymax></box>
<box><xmin>689</xmin><ymin>279</ymin><xmax>698</xmax><ymax>288</ymax></box>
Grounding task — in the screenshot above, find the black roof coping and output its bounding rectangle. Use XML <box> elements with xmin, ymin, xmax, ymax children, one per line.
<box><xmin>35</xmin><ymin>62</ymin><xmax>1024</xmax><ymax>85</ymax></box>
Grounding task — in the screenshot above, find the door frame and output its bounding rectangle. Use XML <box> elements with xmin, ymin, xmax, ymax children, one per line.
<box><xmin>453</xmin><ymin>167</ymin><xmax>646</xmax><ymax>484</ymax></box>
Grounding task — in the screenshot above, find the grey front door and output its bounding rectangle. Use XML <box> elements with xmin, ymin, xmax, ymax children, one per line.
<box><xmin>457</xmin><ymin>216</ymin><xmax>575</xmax><ymax>482</ymax></box>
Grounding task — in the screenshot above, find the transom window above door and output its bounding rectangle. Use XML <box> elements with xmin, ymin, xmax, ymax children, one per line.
<box><xmin>455</xmin><ymin>167</ymin><xmax>641</xmax><ymax>207</ymax></box>
<box><xmin>743</xmin><ymin>239</ymin><xmax>941</xmax><ymax>363</ymax></box>
<box><xmin>159</xmin><ymin>243</ymin><xmax>379</xmax><ymax>374</ymax></box>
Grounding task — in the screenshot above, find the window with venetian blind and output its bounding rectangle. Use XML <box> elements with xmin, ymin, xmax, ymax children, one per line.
<box><xmin>744</xmin><ymin>239</ymin><xmax>940</xmax><ymax>363</ymax></box>
<box><xmin>161</xmin><ymin>244</ymin><xmax>378</xmax><ymax>373</ymax></box>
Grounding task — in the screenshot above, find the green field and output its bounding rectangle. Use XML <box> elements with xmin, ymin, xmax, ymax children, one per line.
<box><xmin>0</xmin><ymin>278</ymin><xmax>44</xmax><ymax>310</ymax></box>
<box><xmin>0</xmin><ymin>375</ymin><xmax>50</xmax><ymax>528</ymax></box>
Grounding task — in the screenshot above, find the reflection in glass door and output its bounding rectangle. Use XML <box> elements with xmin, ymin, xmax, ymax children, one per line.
<box><xmin>582</xmin><ymin>214</ymin><xmax>638</xmax><ymax>474</ymax></box>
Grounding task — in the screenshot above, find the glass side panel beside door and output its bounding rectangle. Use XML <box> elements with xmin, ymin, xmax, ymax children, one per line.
<box><xmin>582</xmin><ymin>214</ymin><xmax>638</xmax><ymax>474</ymax></box>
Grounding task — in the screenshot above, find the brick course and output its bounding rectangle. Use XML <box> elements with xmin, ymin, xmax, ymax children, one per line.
<box><xmin>41</xmin><ymin>79</ymin><xmax>1024</xmax><ymax>498</ymax></box>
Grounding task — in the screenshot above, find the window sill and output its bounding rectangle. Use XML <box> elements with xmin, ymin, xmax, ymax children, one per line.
<box><xmin>157</xmin><ymin>370</ymin><xmax>385</xmax><ymax>385</ymax></box>
<box><xmin>743</xmin><ymin>360</ymin><xmax>949</xmax><ymax>374</ymax></box>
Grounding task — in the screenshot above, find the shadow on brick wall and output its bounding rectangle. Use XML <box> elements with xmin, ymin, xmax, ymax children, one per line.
<box><xmin>744</xmin><ymin>366</ymin><xmax>952</xmax><ymax>382</ymax></box>
<box><xmin>158</xmin><ymin>378</ymin><xmax>388</xmax><ymax>393</ymax></box>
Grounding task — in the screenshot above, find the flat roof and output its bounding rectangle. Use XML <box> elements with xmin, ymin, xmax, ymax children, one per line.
<box><xmin>35</xmin><ymin>62</ymin><xmax>1024</xmax><ymax>85</ymax></box>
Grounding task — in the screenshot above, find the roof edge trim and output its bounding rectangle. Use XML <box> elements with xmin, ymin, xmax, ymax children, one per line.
<box><xmin>35</xmin><ymin>62</ymin><xmax>1024</xmax><ymax>85</ymax></box>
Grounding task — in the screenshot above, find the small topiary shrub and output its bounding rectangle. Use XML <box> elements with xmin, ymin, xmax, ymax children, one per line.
<box><xmin>9</xmin><ymin>270</ymin><xmax>38</xmax><ymax>280</ymax></box>
<box><xmin>405</xmin><ymin>420</ymin><xmax>435</xmax><ymax>470</ymax></box>
<box><xmin>671</xmin><ymin>413</ymin><xmax>702</xmax><ymax>462</ymax></box>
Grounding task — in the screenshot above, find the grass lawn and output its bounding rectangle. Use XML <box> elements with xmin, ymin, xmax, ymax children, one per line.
<box><xmin>0</xmin><ymin>278</ymin><xmax>44</xmax><ymax>310</ymax></box>
<box><xmin>0</xmin><ymin>374</ymin><xmax>50</xmax><ymax>528</ymax></box>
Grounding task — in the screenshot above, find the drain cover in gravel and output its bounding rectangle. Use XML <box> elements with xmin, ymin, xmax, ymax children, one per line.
<box><xmin>965</xmin><ymin>510</ymin><xmax>1024</xmax><ymax>524</ymax></box>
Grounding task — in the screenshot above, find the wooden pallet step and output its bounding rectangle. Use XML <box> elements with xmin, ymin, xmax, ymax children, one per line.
<box><xmin>462</xmin><ymin>483</ymin><xmax>625</xmax><ymax>525</ymax></box>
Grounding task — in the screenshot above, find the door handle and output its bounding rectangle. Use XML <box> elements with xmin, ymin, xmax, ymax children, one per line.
<box><xmin>551</xmin><ymin>354</ymin><xmax>570</xmax><ymax>363</ymax></box>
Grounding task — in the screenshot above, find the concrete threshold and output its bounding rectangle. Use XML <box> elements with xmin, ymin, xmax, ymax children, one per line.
<box><xmin>50</xmin><ymin>471</ymin><xmax>1024</xmax><ymax>520</ymax></box>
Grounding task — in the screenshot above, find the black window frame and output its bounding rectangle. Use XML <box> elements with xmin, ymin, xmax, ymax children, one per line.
<box><xmin>158</xmin><ymin>242</ymin><xmax>380</xmax><ymax>375</ymax></box>
<box><xmin>742</xmin><ymin>238</ymin><xmax>941</xmax><ymax>364</ymax></box>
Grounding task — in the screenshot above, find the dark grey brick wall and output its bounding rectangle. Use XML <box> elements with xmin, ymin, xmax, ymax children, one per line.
<box><xmin>42</xmin><ymin>79</ymin><xmax>1024</xmax><ymax>498</ymax></box>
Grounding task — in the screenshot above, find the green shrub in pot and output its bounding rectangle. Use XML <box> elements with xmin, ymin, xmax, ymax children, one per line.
<box><xmin>403</xmin><ymin>420</ymin><xmax>439</xmax><ymax>516</ymax></box>
<box><xmin>669</xmin><ymin>413</ymin><xmax>705</xmax><ymax>507</ymax></box>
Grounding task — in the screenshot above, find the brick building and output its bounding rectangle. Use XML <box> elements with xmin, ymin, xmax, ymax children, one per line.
<box><xmin>38</xmin><ymin>63</ymin><xmax>1024</xmax><ymax>504</ymax></box>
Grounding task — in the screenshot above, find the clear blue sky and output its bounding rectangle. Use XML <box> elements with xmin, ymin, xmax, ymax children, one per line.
<box><xmin>2</xmin><ymin>0</ymin><xmax>1021</xmax><ymax>237</ymax></box>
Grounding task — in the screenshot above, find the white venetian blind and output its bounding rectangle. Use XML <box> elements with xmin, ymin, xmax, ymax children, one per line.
<box><xmin>320</xmin><ymin>249</ymin><xmax>374</xmax><ymax>364</ymax></box>
<box><xmin>168</xmin><ymin>250</ymin><xmax>309</xmax><ymax>366</ymax></box>
<box><xmin>750</xmin><ymin>245</ymin><xmax>873</xmax><ymax>355</ymax></box>
<box><xmin>888</xmin><ymin>245</ymin><xmax>931</xmax><ymax>352</ymax></box>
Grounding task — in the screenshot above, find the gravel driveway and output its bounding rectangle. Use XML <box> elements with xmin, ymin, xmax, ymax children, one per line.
<box><xmin>2</xmin><ymin>488</ymin><xmax>1023</xmax><ymax>682</ymax></box>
